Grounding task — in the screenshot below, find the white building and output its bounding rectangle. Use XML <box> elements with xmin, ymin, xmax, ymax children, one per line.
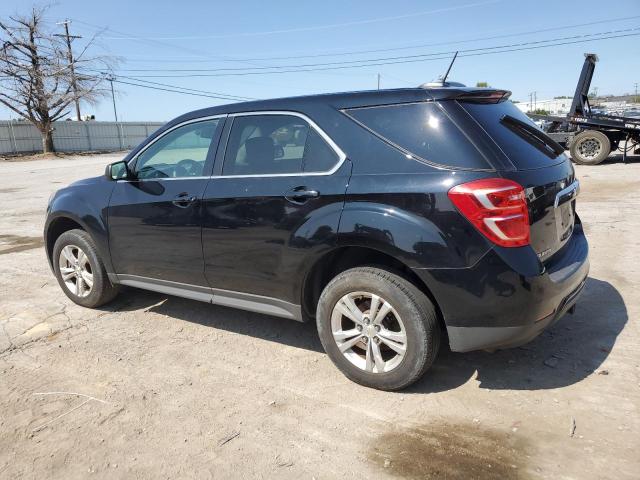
<box><xmin>515</xmin><ymin>98</ymin><xmax>572</xmax><ymax>115</ymax></box>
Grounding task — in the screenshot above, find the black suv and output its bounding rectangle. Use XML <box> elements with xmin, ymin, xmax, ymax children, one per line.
<box><xmin>45</xmin><ymin>87</ymin><xmax>588</xmax><ymax>390</ymax></box>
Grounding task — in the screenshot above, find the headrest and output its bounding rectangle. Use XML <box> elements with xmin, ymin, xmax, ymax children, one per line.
<box><xmin>245</xmin><ymin>137</ymin><xmax>275</xmax><ymax>168</ymax></box>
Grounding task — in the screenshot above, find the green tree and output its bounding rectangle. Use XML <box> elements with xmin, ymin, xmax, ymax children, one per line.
<box><xmin>532</xmin><ymin>109</ymin><xmax>550</xmax><ymax>115</ymax></box>
<box><xmin>476</xmin><ymin>81</ymin><xmax>489</xmax><ymax>87</ymax></box>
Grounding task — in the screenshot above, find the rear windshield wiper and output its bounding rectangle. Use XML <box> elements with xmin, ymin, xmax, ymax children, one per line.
<box><xmin>500</xmin><ymin>114</ymin><xmax>565</xmax><ymax>159</ymax></box>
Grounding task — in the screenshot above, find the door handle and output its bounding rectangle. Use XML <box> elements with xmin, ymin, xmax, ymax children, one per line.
<box><xmin>172</xmin><ymin>192</ymin><xmax>197</xmax><ymax>208</ymax></box>
<box><xmin>284</xmin><ymin>187</ymin><xmax>320</xmax><ymax>204</ymax></box>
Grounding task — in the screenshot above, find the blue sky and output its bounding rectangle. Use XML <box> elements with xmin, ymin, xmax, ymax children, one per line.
<box><xmin>1</xmin><ymin>0</ymin><xmax>639</xmax><ymax>121</ymax></box>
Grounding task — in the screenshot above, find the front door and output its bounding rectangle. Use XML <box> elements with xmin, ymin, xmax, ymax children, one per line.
<box><xmin>202</xmin><ymin>112</ymin><xmax>350</xmax><ymax>306</ymax></box>
<box><xmin>108</xmin><ymin>117</ymin><xmax>224</xmax><ymax>287</ymax></box>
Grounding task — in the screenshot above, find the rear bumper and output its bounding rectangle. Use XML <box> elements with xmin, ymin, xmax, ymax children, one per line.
<box><xmin>413</xmin><ymin>223</ymin><xmax>589</xmax><ymax>352</ymax></box>
<box><xmin>446</xmin><ymin>275</ymin><xmax>586</xmax><ymax>352</ymax></box>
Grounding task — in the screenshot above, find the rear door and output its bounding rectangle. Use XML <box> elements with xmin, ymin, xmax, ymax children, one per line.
<box><xmin>456</xmin><ymin>99</ymin><xmax>577</xmax><ymax>261</ymax></box>
<box><xmin>201</xmin><ymin>112</ymin><xmax>350</xmax><ymax>306</ymax></box>
<box><xmin>108</xmin><ymin>116</ymin><xmax>224</xmax><ymax>286</ymax></box>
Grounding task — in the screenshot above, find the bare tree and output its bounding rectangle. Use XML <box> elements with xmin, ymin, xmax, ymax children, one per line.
<box><xmin>0</xmin><ymin>6</ymin><xmax>112</xmax><ymax>153</ymax></box>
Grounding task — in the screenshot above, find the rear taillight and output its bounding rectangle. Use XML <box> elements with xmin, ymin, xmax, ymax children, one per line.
<box><xmin>447</xmin><ymin>178</ymin><xmax>530</xmax><ymax>248</ymax></box>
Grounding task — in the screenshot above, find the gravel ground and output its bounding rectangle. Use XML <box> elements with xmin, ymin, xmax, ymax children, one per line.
<box><xmin>0</xmin><ymin>152</ymin><xmax>638</xmax><ymax>479</ymax></box>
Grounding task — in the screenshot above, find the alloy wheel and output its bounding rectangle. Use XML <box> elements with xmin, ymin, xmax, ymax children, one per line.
<box><xmin>330</xmin><ymin>291</ymin><xmax>407</xmax><ymax>373</ymax></box>
<box><xmin>58</xmin><ymin>244</ymin><xmax>93</xmax><ymax>298</ymax></box>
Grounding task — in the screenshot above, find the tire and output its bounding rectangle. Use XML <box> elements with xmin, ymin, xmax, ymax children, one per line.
<box><xmin>52</xmin><ymin>229</ymin><xmax>119</xmax><ymax>308</ymax></box>
<box><xmin>316</xmin><ymin>267</ymin><xmax>440</xmax><ymax>391</ymax></box>
<box><xmin>570</xmin><ymin>130</ymin><xmax>611</xmax><ymax>165</ymax></box>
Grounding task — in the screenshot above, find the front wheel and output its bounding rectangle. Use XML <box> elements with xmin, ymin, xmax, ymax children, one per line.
<box><xmin>570</xmin><ymin>130</ymin><xmax>611</xmax><ymax>165</ymax></box>
<box><xmin>316</xmin><ymin>267</ymin><xmax>440</xmax><ymax>391</ymax></box>
<box><xmin>52</xmin><ymin>229</ymin><xmax>119</xmax><ymax>308</ymax></box>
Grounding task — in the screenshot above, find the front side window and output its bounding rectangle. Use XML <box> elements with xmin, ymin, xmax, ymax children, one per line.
<box><xmin>223</xmin><ymin>114</ymin><xmax>339</xmax><ymax>176</ymax></box>
<box><xmin>134</xmin><ymin>119</ymin><xmax>221</xmax><ymax>179</ymax></box>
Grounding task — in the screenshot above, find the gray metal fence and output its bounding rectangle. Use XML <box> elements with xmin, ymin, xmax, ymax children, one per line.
<box><xmin>0</xmin><ymin>120</ymin><xmax>165</xmax><ymax>154</ymax></box>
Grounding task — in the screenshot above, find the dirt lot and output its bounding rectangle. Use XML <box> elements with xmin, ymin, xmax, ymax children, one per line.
<box><xmin>1</xmin><ymin>152</ymin><xmax>639</xmax><ymax>479</ymax></box>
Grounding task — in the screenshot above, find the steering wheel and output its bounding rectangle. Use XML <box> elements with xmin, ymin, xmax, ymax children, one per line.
<box><xmin>177</xmin><ymin>159</ymin><xmax>202</xmax><ymax>176</ymax></box>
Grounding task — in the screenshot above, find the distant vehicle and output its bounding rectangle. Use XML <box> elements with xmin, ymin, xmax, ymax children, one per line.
<box><xmin>45</xmin><ymin>86</ymin><xmax>588</xmax><ymax>390</ymax></box>
<box><xmin>534</xmin><ymin>118</ymin><xmax>552</xmax><ymax>130</ymax></box>
<box><xmin>624</xmin><ymin>108</ymin><xmax>640</xmax><ymax>118</ymax></box>
<box><xmin>530</xmin><ymin>54</ymin><xmax>640</xmax><ymax>164</ymax></box>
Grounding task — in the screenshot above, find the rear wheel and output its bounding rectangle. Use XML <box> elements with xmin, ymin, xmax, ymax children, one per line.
<box><xmin>570</xmin><ymin>130</ymin><xmax>611</xmax><ymax>165</ymax></box>
<box><xmin>316</xmin><ymin>267</ymin><xmax>440</xmax><ymax>391</ymax></box>
<box><xmin>53</xmin><ymin>229</ymin><xmax>119</xmax><ymax>308</ymax></box>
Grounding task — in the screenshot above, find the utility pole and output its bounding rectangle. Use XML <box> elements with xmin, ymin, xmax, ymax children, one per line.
<box><xmin>107</xmin><ymin>75</ymin><xmax>118</xmax><ymax>122</ymax></box>
<box><xmin>529</xmin><ymin>91</ymin><xmax>537</xmax><ymax>112</ymax></box>
<box><xmin>635</xmin><ymin>82</ymin><xmax>638</xmax><ymax>98</ymax></box>
<box><xmin>54</xmin><ymin>20</ymin><xmax>82</xmax><ymax>121</ymax></box>
<box><xmin>377</xmin><ymin>73</ymin><xmax>381</xmax><ymax>90</ymax></box>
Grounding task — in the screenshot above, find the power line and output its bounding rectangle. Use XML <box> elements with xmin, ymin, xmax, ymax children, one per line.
<box><xmin>104</xmin><ymin>30</ymin><xmax>640</xmax><ymax>78</ymax></box>
<box><xmin>81</xmin><ymin>70</ymin><xmax>256</xmax><ymax>101</ymax></box>
<box><xmin>69</xmin><ymin>18</ymin><xmax>265</xmax><ymax>70</ymax></box>
<box><xmin>87</xmin><ymin>14</ymin><xmax>640</xmax><ymax>65</ymax></box>
<box><xmin>1</xmin><ymin>67</ymin><xmax>256</xmax><ymax>102</ymax></box>
<box><xmin>108</xmin><ymin>78</ymin><xmax>252</xmax><ymax>102</ymax></box>
<box><xmin>177</xmin><ymin>14</ymin><xmax>640</xmax><ymax>62</ymax></box>
<box><xmin>108</xmin><ymin>27</ymin><xmax>639</xmax><ymax>73</ymax></box>
<box><xmin>245</xmin><ymin>14</ymin><xmax>640</xmax><ymax>61</ymax></box>
<box><xmin>73</xmin><ymin>17</ymin><xmax>380</xmax><ymax>84</ymax></box>
<box><xmin>98</xmin><ymin>72</ymin><xmax>255</xmax><ymax>100</ymax></box>
<box><xmin>98</xmin><ymin>1</ymin><xmax>500</xmax><ymax>40</ymax></box>
<box><xmin>120</xmin><ymin>76</ymin><xmax>255</xmax><ymax>100</ymax></box>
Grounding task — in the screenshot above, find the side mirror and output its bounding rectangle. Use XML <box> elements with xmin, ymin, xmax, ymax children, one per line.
<box><xmin>105</xmin><ymin>160</ymin><xmax>130</xmax><ymax>181</ymax></box>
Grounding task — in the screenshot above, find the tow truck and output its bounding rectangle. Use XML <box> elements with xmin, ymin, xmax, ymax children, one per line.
<box><xmin>530</xmin><ymin>53</ymin><xmax>640</xmax><ymax>165</ymax></box>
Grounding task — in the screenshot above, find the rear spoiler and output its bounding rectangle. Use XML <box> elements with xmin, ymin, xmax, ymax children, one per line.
<box><xmin>454</xmin><ymin>89</ymin><xmax>511</xmax><ymax>104</ymax></box>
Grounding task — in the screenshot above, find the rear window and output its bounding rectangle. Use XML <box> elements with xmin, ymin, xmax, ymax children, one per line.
<box><xmin>345</xmin><ymin>102</ymin><xmax>491</xmax><ymax>169</ymax></box>
<box><xmin>461</xmin><ymin>100</ymin><xmax>565</xmax><ymax>170</ymax></box>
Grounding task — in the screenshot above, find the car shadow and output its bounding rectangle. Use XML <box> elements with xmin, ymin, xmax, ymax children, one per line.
<box><xmin>601</xmin><ymin>153</ymin><xmax>640</xmax><ymax>165</ymax></box>
<box><xmin>572</xmin><ymin>153</ymin><xmax>640</xmax><ymax>165</ymax></box>
<box><xmin>101</xmin><ymin>286</ymin><xmax>324</xmax><ymax>353</ymax></box>
<box><xmin>408</xmin><ymin>277</ymin><xmax>627</xmax><ymax>393</ymax></box>
<box><xmin>101</xmin><ymin>276</ymin><xmax>625</xmax><ymax>392</ymax></box>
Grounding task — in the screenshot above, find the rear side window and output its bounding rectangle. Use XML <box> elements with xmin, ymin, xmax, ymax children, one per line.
<box><xmin>461</xmin><ymin>101</ymin><xmax>565</xmax><ymax>170</ymax></box>
<box><xmin>223</xmin><ymin>114</ymin><xmax>339</xmax><ymax>175</ymax></box>
<box><xmin>345</xmin><ymin>102</ymin><xmax>490</xmax><ymax>169</ymax></box>
<box><xmin>303</xmin><ymin>129</ymin><xmax>339</xmax><ymax>172</ymax></box>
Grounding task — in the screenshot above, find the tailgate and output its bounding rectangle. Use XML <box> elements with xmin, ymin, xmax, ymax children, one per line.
<box><xmin>501</xmin><ymin>161</ymin><xmax>578</xmax><ymax>261</ymax></box>
<box><xmin>459</xmin><ymin>99</ymin><xmax>579</xmax><ymax>261</ymax></box>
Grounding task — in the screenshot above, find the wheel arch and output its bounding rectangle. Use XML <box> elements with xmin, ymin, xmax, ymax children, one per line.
<box><xmin>45</xmin><ymin>214</ymin><xmax>87</xmax><ymax>268</ymax></box>
<box><xmin>301</xmin><ymin>245</ymin><xmax>445</xmax><ymax>330</ymax></box>
<box><xmin>44</xmin><ymin>212</ymin><xmax>113</xmax><ymax>275</ymax></box>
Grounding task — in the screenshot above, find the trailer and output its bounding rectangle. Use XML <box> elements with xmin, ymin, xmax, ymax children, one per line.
<box><xmin>530</xmin><ymin>53</ymin><xmax>640</xmax><ymax>165</ymax></box>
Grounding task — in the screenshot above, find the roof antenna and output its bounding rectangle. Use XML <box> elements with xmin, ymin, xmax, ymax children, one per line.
<box><xmin>441</xmin><ymin>51</ymin><xmax>458</xmax><ymax>85</ymax></box>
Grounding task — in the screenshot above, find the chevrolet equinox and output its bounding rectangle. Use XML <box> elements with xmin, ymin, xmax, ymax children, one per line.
<box><xmin>45</xmin><ymin>87</ymin><xmax>589</xmax><ymax>390</ymax></box>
